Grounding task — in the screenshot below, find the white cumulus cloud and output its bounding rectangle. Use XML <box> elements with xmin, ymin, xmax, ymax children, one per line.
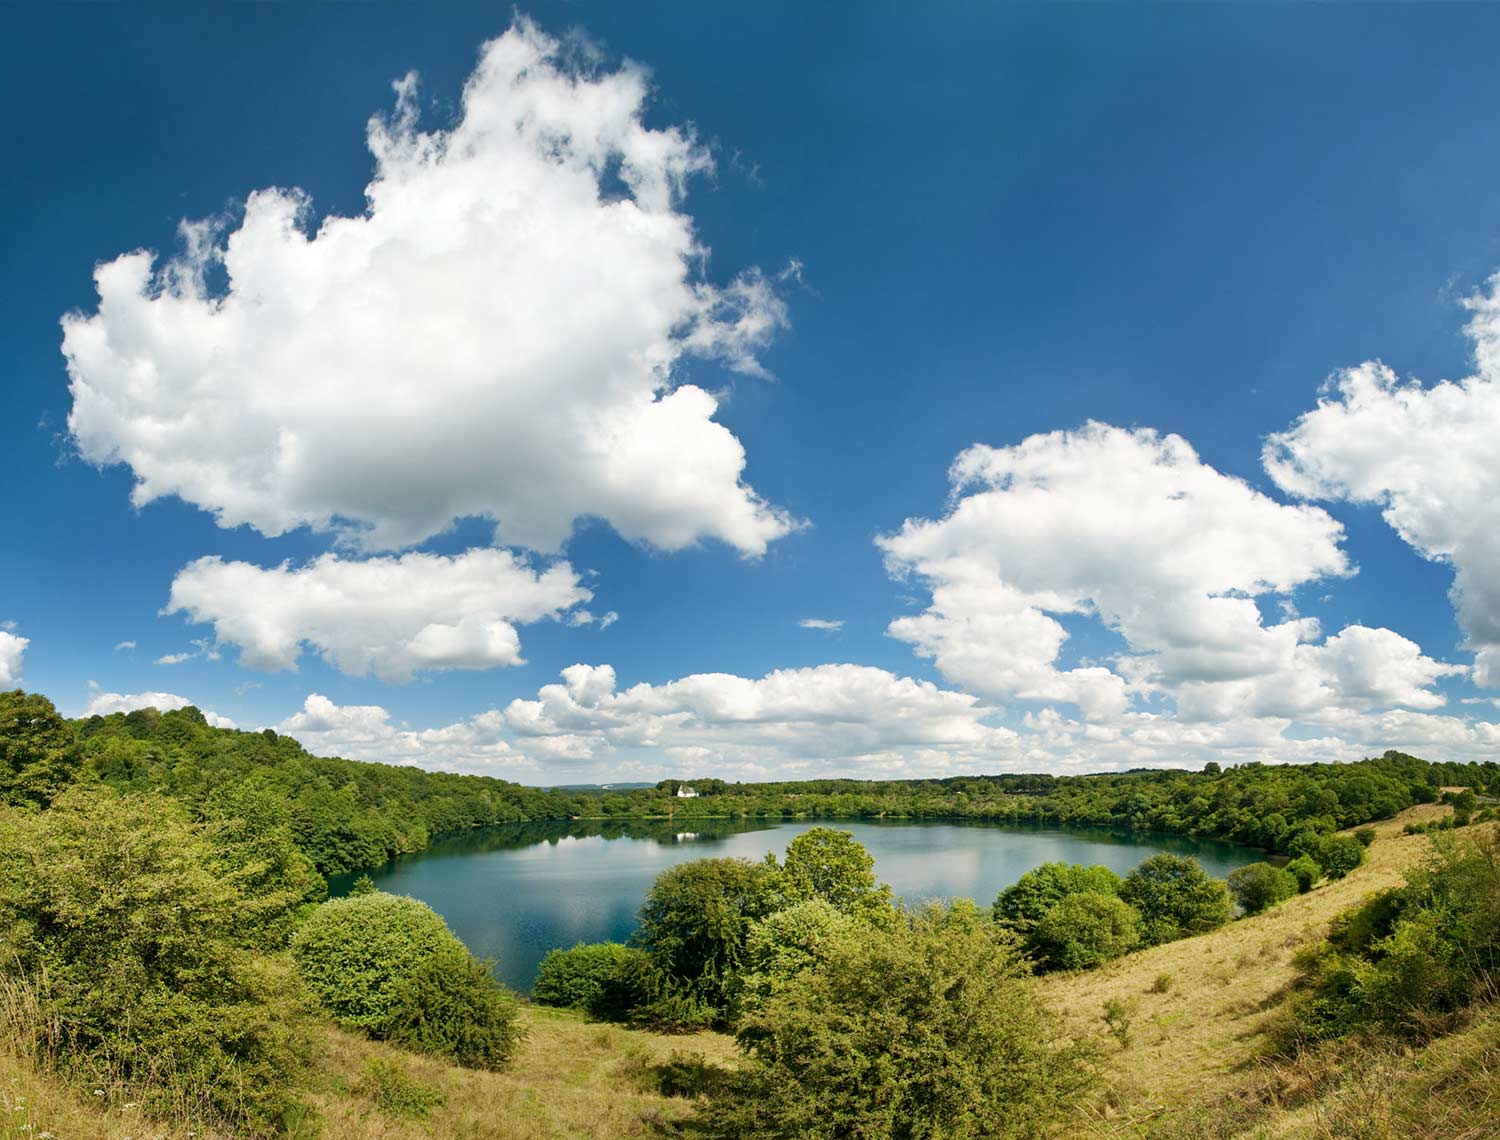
<box><xmin>63</xmin><ymin>19</ymin><xmax>797</xmax><ymax>556</ymax></box>
<box><xmin>167</xmin><ymin>548</ymin><xmax>592</xmax><ymax>682</ymax></box>
<box><xmin>0</xmin><ymin>631</ymin><xmax>27</xmax><ymax>686</ymax></box>
<box><xmin>84</xmin><ymin>689</ymin><xmax>236</xmax><ymax>729</ymax></box>
<box><xmin>1266</xmin><ymin>272</ymin><xmax>1500</xmax><ymax>687</ymax></box>
<box><xmin>880</xmin><ymin>422</ymin><xmax>1454</xmax><ymax>721</ymax></box>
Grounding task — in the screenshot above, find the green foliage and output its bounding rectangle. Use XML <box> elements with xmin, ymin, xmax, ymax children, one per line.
<box><xmin>532</xmin><ymin>941</ymin><xmax>637</xmax><ymax>1015</ymax></box>
<box><xmin>698</xmin><ymin>902</ymin><xmax>1091</xmax><ymax>1140</ymax></box>
<box><xmin>1031</xmin><ymin>891</ymin><xmax>1142</xmax><ymax>970</ymax></box>
<box><xmin>384</xmin><ymin>943</ymin><xmax>524</xmax><ymax>1069</ymax></box>
<box><xmin>1287</xmin><ymin>829</ymin><xmax>1500</xmax><ymax>1043</ymax></box>
<box><xmin>994</xmin><ymin>861</ymin><xmax>1124</xmax><ymax>933</ymax></box>
<box><xmin>290</xmin><ymin>892</ymin><xmax>463</xmax><ymax>1032</ymax></box>
<box><xmin>0</xmin><ymin>690</ymin><xmax>81</xmax><ymax>807</ymax></box>
<box><xmin>0</xmin><ymin>786</ymin><xmax>312</xmax><ymax>1133</ymax></box>
<box><xmin>1354</xmin><ymin>827</ymin><xmax>1377</xmax><ymax>847</ymax></box>
<box><xmin>1286</xmin><ymin>854</ymin><xmax>1321</xmax><ymax>894</ymax></box>
<box><xmin>1227</xmin><ymin>861</ymin><xmax>1299</xmax><ymax>915</ymax></box>
<box><xmin>1315</xmin><ymin>834</ymin><xmax>1367</xmax><ymax>879</ymax></box>
<box><xmin>738</xmin><ymin>898</ymin><xmax>857</xmax><ymax>1013</ymax></box>
<box><xmin>633</xmin><ymin>857</ymin><xmax>778</xmax><ymax>1020</ymax></box>
<box><xmin>1120</xmin><ymin>855</ymin><xmax>1232</xmax><ymax>945</ymax></box>
<box><xmin>772</xmin><ymin>826</ymin><xmax>893</xmax><ymax>919</ymax></box>
<box><xmin>355</xmin><ymin>1057</ymin><xmax>446</xmax><ymax>1119</ymax></box>
<box><xmin>1149</xmin><ymin>972</ymin><xmax>1173</xmax><ymax>994</ymax></box>
<box><xmin>349</xmin><ymin>873</ymin><xmax>377</xmax><ymax>896</ymax></box>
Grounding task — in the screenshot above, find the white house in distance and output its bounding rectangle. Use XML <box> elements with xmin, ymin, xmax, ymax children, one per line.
<box><xmin>676</xmin><ymin>784</ymin><xmax>699</xmax><ymax>798</ymax></box>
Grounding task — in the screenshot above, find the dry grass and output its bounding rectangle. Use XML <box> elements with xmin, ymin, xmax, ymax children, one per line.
<box><xmin>0</xmin><ymin>1003</ymin><xmax>738</xmax><ymax>1140</ymax></box>
<box><xmin>1050</xmin><ymin>805</ymin><xmax>1488</xmax><ymax>1138</ymax></box>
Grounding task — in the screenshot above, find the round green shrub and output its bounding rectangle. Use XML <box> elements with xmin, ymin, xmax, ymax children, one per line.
<box><xmin>1286</xmin><ymin>854</ymin><xmax>1321</xmax><ymax>893</ymax></box>
<box><xmin>1030</xmin><ymin>891</ymin><xmax>1142</xmax><ymax>970</ymax></box>
<box><xmin>993</xmin><ymin>862</ymin><xmax>1124</xmax><ymax>933</ymax></box>
<box><xmin>385</xmin><ymin>943</ymin><xmax>524</xmax><ymax>1069</ymax></box>
<box><xmin>290</xmin><ymin>892</ymin><xmax>465</xmax><ymax>1032</ymax></box>
<box><xmin>1227</xmin><ymin>862</ymin><xmax>1298</xmax><ymax>915</ymax></box>
<box><xmin>1120</xmin><ymin>855</ymin><xmax>1232</xmax><ymax>945</ymax></box>
<box><xmin>533</xmin><ymin>941</ymin><xmax>636</xmax><ymax>1012</ymax></box>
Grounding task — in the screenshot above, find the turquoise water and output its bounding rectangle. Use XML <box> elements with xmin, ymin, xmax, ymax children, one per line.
<box><xmin>329</xmin><ymin>817</ymin><xmax>1260</xmax><ymax>992</ymax></box>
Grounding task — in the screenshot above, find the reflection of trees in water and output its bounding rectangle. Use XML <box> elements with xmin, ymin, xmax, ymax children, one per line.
<box><xmin>327</xmin><ymin>817</ymin><xmax>784</xmax><ymax>893</ymax></box>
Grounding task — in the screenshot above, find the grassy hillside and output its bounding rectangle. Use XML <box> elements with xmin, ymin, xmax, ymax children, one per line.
<box><xmin>1</xmin><ymin>803</ymin><xmax>1494</xmax><ymax>1140</ymax></box>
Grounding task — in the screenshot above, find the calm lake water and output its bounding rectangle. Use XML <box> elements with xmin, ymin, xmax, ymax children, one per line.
<box><xmin>328</xmin><ymin>818</ymin><xmax>1260</xmax><ymax>992</ymax></box>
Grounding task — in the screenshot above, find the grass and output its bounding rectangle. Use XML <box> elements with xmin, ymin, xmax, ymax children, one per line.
<box><xmin>0</xmin><ymin>801</ymin><xmax>1490</xmax><ymax>1140</ymax></box>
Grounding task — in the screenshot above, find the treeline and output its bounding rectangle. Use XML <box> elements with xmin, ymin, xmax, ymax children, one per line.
<box><xmin>7</xmin><ymin>688</ymin><xmax>1499</xmax><ymax>884</ymax></box>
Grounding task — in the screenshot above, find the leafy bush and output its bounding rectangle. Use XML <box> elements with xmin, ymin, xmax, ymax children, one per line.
<box><xmin>1316</xmin><ymin>835</ymin><xmax>1367</xmax><ymax>879</ymax></box>
<box><xmin>738</xmin><ymin>898</ymin><xmax>857</xmax><ymax>1012</ymax></box>
<box><xmin>1286</xmin><ymin>854</ymin><xmax>1321</xmax><ymax>894</ymax></box>
<box><xmin>0</xmin><ymin>690</ymin><xmax>81</xmax><ymax>807</ymax></box>
<box><xmin>533</xmin><ymin>941</ymin><xmax>637</xmax><ymax>1013</ymax></box>
<box><xmin>1354</xmin><ymin>827</ymin><xmax>1377</xmax><ymax>848</ymax></box>
<box><xmin>993</xmin><ymin>862</ymin><xmax>1124</xmax><ymax>933</ymax></box>
<box><xmin>699</xmin><ymin>902</ymin><xmax>1092</xmax><ymax>1140</ymax></box>
<box><xmin>1120</xmin><ymin>855</ymin><xmax>1232</xmax><ymax>944</ymax></box>
<box><xmin>385</xmin><ymin>942</ymin><xmax>524</xmax><ymax>1068</ymax></box>
<box><xmin>1030</xmin><ymin>892</ymin><xmax>1141</xmax><ymax>970</ymax></box>
<box><xmin>355</xmin><ymin>1057</ymin><xmax>445</xmax><ymax>1119</ymax></box>
<box><xmin>633</xmin><ymin>857</ymin><xmax>779</xmax><ymax>1020</ymax></box>
<box><xmin>290</xmin><ymin>892</ymin><xmax>459</xmax><ymax>1032</ymax></box>
<box><xmin>0</xmin><ymin>787</ymin><xmax>312</xmax><ymax>1134</ymax></box>
<box><xmin>1286</xmin><ymin>830</ymin><xmax>1500</xmax><ymax>1043</ymax></box>
<box><xmin>1227</xmin><ymin>862</ymin><xmax>1298</xmax><ymax>915</ymax></box>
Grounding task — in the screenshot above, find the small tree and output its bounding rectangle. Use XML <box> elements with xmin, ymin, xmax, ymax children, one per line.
<box><xmin>1316</xmin><ymin>835</ymin><xmax>1367</xmax><ymax>879</ymax></box>
<box><xmin>0</xmin><ymin>690</ymin><xmax>81</xmax><ymax>806</ymax></box>
<box><xmin>738</xmin><ymin>898</ymin><xmax>857</xmax><ymax>1013</ymax></box>
<box><xmin>1030</xmin><ymin>892</ymin><xmax>1142</xmax><ymax>970</ymax></box>
<box><xmin>533</xmin><ymin>941</ymin><xmax>636</xmax><ymax>1013</ymax></box>
<box><xmin>994</xmin><ymin>862</ymin><xmax>1124</xmax><ymax>933</ymax></box>
<box><xmin>385</xmin><ymin>943</ymin><xmax>524</xmax><ymax>1069</ymax></box>
<box><xmin>1286</xmin><ymin>854</ymin><xmax>1321</xmax><ymax>894</ymax></box>
<box><xmin>634</xmin><ymin>857</ymin><xmax>778</xmax><ymax>1019</ymax></box>
<box><xmin>1121</xmin><ymin>855</ymin><xmax>1232</xmax><ymax>944</ymax></box>
<box><xmin>774</xmin><ymin>827</ymin><xmax>893</xmax><ymax>919</ymax></box>
<box><xmin>700</xmin><ymin>902</ymin><xmax>1091</xmax><ymax>1140</ymax></box>
<box><xmin>1227</xmin><ymin>862</ymin><xmax>1298</xmax><ymax>915</ymax></box>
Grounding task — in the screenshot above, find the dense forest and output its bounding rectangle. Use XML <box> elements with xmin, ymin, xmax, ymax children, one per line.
<box><xmin>3</xmin><ymin>689</ymin><xmax>1495</xmax><ymax>882</ymax></box>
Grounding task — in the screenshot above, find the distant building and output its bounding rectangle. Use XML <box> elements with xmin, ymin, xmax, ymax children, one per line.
<box><xmin>676</xmin><ymin>785</ymin><xmax>699</xmax><ymax>798</ymax></box>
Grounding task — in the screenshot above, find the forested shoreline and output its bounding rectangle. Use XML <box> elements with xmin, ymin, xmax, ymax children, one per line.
<box><xmin>42</xmin><ymin>693</ymin><xmax>1497</xmax><ymax>881</ymax></box>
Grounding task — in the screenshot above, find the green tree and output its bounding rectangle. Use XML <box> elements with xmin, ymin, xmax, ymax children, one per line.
<box><xmin>1227</xmin><ymin>862</ymin><xmax>1298</xmax><ymax>915</ymax></box>
<box><xmin>0</xmin><ymin>787</ymin><xmax>311</xmax><ymax>1132</ymax></box>
<box><xmin>1286</xmin><ymin>854</ymin><xmax>1321</xmax><ymax>894</ymax></box>
<box><xmin>1120</xmin><ymin>855</ymin><xmax>1232</xmax><ymax>944</ymax></box>
<box><xmin>0</xmin><ymin>690</ymin><xmax>81</xmax><ymax>806</ymax></box>
<box><xmin>738</xmin><ymin>898</ymin><xmax>857</xmax><ymax>1013</ymax></box>
<box><xmin>1315</xmin><ymin>834</ymin><xmax>1367</xmax><ymax>879</ymax></box>
<box><xmin>633</xmin><ymin>857</ymin><xmax>778</xmax><ymax>1018</ymax></box>
<box><xmin>700</xmin><ymin>902</ymin><xmax>1091</xmax><ymax>1140</ymax></box>
<box><xmin>1030</xmin><ymin>891</ymin><xmax>1142</xmax><ymax>970</ymax></box>
<box><xmin>774</xmin><ymin>826</ymin><xmax>893</xmax><ymax>919</ymax></box>
<box><xmin>994</xmin><ymin>862</ymin><xmax>1123</xmax><ymax>933</ymax></box>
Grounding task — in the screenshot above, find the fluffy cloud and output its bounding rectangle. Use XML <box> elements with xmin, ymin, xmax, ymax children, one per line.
<box><xmin>1266</xmin><ymin>273</ymin><xmax>1500</xmax><ymax>686</ymax></box>
<box><xmin>278</xmin><ymin>694</ymin><xmax>527</xmax><ymax>772</ymax></box>
<box><xmin>880</xmin><ymin>423</ymin><xmax>1454</xmax><ymax>720</ymax></box>
<box><xmin>167</xmin><ymin>548</ymin><xmax>592</xmax><ymax>682</ymax></box>
<box><xmin>63</xmin><ymin>19</ymin><xmax>796</xmax><ymax>555</ymax></box>
<box><xmin>277</xmin><ymin>663</ymin><xmax>1014</xmax><ymax>779</ymax></box>
<box><xmin>0</xmin><ymin>631</ymin><xmax>26</xmax><ymax>686</ymax></box>
<box><xmin>84</xmin><ymin>689</ymin><xmax>236</xmax><ymax>729</ymax></box>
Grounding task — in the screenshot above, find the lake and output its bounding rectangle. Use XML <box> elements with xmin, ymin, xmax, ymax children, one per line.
<box><xmin>328</xmin><ymin>817</ymin><xmax>1261</xmax><ymax>992</ymax></box>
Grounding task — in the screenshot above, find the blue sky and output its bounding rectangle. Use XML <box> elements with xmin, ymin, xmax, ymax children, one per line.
<box><xmin>7</xmin><ymin>3</ymin><xmax>1500</xmax><ymax>781</ymax></box>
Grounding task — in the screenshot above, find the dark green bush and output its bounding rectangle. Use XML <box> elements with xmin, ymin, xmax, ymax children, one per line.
<box><xmin>532</xmin><ymin>941</ymin><xmax>636</xmax><ymax>1014</ymax></box>
<box><xmin>1354</xmin><ymin>827</ymin><xmax>1377</xmax><ymax>848</ymax></box>
<box><xmin>1120</xmin><ymin>855</ymin><xmax>1232</xmax><ymax>945</ymax></box>
<box><xmin>1030</xmin><ymin>891</ymin><xmax>1141</xmax><ymax>970</ymax></box>
<box><xmin>385</xmin><ymin>943</ymin><xmax>524</xmax><ymax>1069</ymax></box>
<box><xmin>1286</xmin><ymin>830</ymin><xmax>1500</xmax><ymax>1043</ymax></box>
<box><xmin>1286</xmin><ymin>854</ymin><xmax>1321</xmax><ymax>894</ymax></box>
<box><xmin>1227</xmin><ymin>862</ymin><xmax>1298</xmax><ymax>915</ymax></box>
<box><xmin>698</xmin><ymin>902</ymin><xmax>1092</xmax><ymax>1139</ymax></box>
<box><xmin>993</xmin><ymin>862</ymin><xmax>1123</xmax><ymax>933</ymax></box>
<box><xmin>1316</xmin><ymin>835</ymin><xmax>1367</xmax><ymax>879</ymax></box>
